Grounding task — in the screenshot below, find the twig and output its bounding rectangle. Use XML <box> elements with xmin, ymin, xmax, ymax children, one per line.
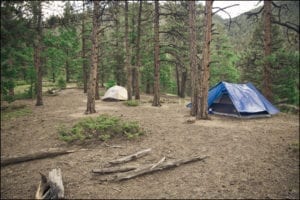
<box><xmin>150</xmin><ymin>156</ymin><xmax>166</xmax><ymax>170</ymax></box>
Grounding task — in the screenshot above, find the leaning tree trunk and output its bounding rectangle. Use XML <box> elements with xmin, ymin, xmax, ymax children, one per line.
<box><xmin>125</xmin><ymin>0</ymin><xmax>132</xmax><ymax>100</ymax></box>
<box><xmin>152</xmin><ymin>0</ymin><xmax>161</xmax><ymax>106</ymax></box>
<box><xmin>197</xmin><ymin>0</ymin><xmax>213</xmax><ymax>120</ymax></box>
<box><xmin>34</xmin><ymin>1</ymin><xmax>43</xmax><ymax>106</ymax></box>
<box><xmin>189</xmin><ymin>0</ymin><xmax>197</xmax><ymax>115</ymax></box>
<box><xmin>85</xmin><ymin>1</ymin><xmax>100</xmax><ymax>114</ymax></box>
<box><xmin>263</xmin><ymin>0</ymin><xmax>273</xmax><ymax>101</ymax></box>
<box><xmin>134</xmin><ymin>0</ymin><xmax>143</xmax><ymax>100</ymax></box>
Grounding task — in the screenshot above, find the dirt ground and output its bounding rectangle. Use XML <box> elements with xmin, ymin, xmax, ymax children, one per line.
<box><xmin>1</xmin><ymin>88</ymin><xmax>299</xmax><ymax>199</ymax></box>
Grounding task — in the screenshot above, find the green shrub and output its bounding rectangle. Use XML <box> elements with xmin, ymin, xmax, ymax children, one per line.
<box><xmin>58</xmin><ymin>114</ymin><xmax>144</xmax><ymax>143</ymax></box>
<box><xmin>56</xmin><ymin>76</ymin><xmax>66</xmax><ymax>89</ymax></box>
<box><xmin>124</xmin><ymin>100</ymin><xmax>139</xmax><ymax>107</ymax></box>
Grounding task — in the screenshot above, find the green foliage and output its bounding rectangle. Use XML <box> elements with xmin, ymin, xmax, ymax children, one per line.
<box><xmin>58</xmin><ymin>114</ymin><xmax>144</xmax><ymax>143</ymax></box>
<box><xmin>270</xmin><ymin>50</ymin><xmax>299</xmax><ymax>105</ymax></box>
<box><xmin>210</xmin><ymin>25</ymin><xmax>240</xmax><ymax>86</ymax></box>
<box><xmin>124</xmin><ymin>100</ymin><xmax>139</xmax><ymax>106</ymax></box>
<box><xmin>56</xmin><ymin>76</ymin><xmax>67</xmax><ymax>89</ymax></box>
<box><xmin>1</xmin><ymin>105</ymin><xmax>32</xmax><ymax>120</ymax></box>
<box><xmin>104</xmin><ymin>80</ymin><xmax>116</xmax><ymax>89</ymax></box>
<box><xmin>239</xmin><ymin>20</ymin><xmax>299</xmax><ymax>105</ymax></box>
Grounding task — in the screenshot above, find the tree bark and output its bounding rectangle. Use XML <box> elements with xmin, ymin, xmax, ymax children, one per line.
<box><xmin>189</xmin><ymin>0</ymin><xmax>197</xmax><ymax>116</ymax></box>
<box><xmin>34</xmin><ymin>1</ymin><xmax>43</xmax><ymax>106</ymax></box>
<box><xmin>65</xmin><ymin>54</ymin><xmax>70</xmax><ymax>83</ymax></box>
<box><xmin>86</xmin><ymin>1</ymin><xmax>100</xmax><ymax>114</ymax></box>
<box><xmin>263</xmin><ymin>0</ymin><xmax>273</xmax><ymax>101</ymax></box>
<box><xmin>197</xmin><ymin>0</ymin><xmax>213</xmax><ymax>120</ymax></box>
<box><xmin>180</xmin><ymin>70</ymin><xmax>187</xmax><ymax>98</ymax></box>
<box><xmin>82</xmin><ymin>2</ymin><xmax>88</xmax><ymax>93</ymax></box>
<box><xmin>146</xmin><ymin>79</ymin><xmax>151</xmax><ymax>94</ymax></box>
<box><xmin>95</xmin><ymin>70</ymin><xmax>100</xmax><ymax>100</ymax></box>
<box><xmin>125</xmin><ymin>0</ymin><xmax>132</xmax><ymax>100</ymax></box>
<box><xmin>175</xmin><ymin>64</ymin><xmax>181</xmax><ymax>96</ymax></box>
<box><xmin>114</xmin><ymin>1</ymin><xmax>124</xmax><ymax>86</ymax></box>
<box><xmin>152</xmin><ymin>0</ymin><xmax>161</xmax><ymax>106</ymax></box>
<box><xmin>35</xmin><ymin>168</ymin><xmax>64</xmax><ymax>199</ymax></box>
<box><xmin>134</xmin><ymin>0</ymin><xmax>143</xmax><ymax>100</ymax></box>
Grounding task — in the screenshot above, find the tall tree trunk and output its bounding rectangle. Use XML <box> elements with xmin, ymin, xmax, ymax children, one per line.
<box><xmin>175</xmin><ymin>64</ymin><xmax>181</xmax><ymax>96</ymax></box>
<box><xmin>34</xmin><ymin>1</ymin><xmax>43</xmax><ymax>106</ymax></box>
<box><xmin>95</xmin><ymin>71</ymin><xmax>100</xmax><ymax>100</ymax></box>
<box><xmin>131</xmin><ymin>15</ymin><xmax>136</xmax><ymax>96</ymax></box>
<box><xmin>152</xmin><ymin>0</ymin><xmax>160</xmax><ymax>106</ymax></box>
<box><xmin>7</xmin><ymin>58</ymin><xmax>15</xmax><ymax>98</ymax></box>
<box><xmin>180</xmin><ymin>70</ymin><xmax>187</xmax><ymax>98</ymax></box>
<box><xmin>52</xmin><ymin>72</ymin><xmax>55</xmax><ymax>83</ymax></box>
<box><xmin>114</xmin><ymin>2</ymin><xmax>122</xmax><ymax>85</ymax></box>
<box><xmin>134</xmin><ymin>0</ymin><xmax>142</xmax><ymax>100</ymax></box>
<box><xmin>197</xmin><ymin>0</ymin><xmax>213</xmax><ymax>120</ymax></box>
<box><xmin>189</xmin><ymin>0</ymin><xmax>197</xmax><ymax>115</ymax></box>
<box><xmin>146</xmin><ymin>80</ymin><xmax>151</xmax><ymax>94</ymax></box>
<box><xmin>263</xmin><ymin>0</ymin><xmax>272</xmax><ymax>101</ymax></box>
<box><xmin>82</xmin><ymin>2</ymin><xmax>88</xmax><ymax>93</ymax></box>
<box><xmin>100</xmin><ymin>32</ymin><xmax>105</xmax><ymax>88</ymax></box>
<box><xmin>85</xmin><ymin>1</ymin><xmax>100</xmax><ymax>114</ymax></box>
<box><xmin>125</xmin><ymin>0</ymin><xmax>132</xmax><ymax>100</ymax></box>
<box><xmin>65</xmin><ymin>53</ymin><xmax>70</xmax><ymax>83</ymax></box>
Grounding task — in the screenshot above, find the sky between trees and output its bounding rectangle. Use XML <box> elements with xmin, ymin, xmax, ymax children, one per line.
<box><xmin>44</xmin><ymin>1</ymin><xmax>263</xmax><ymax>19</ymax></box>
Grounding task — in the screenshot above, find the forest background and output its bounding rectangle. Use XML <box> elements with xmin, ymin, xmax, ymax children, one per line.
<box><xmin>1</xmin><ymin>1</ymin><xmax>299</xmax><ymax>111</ymax></box>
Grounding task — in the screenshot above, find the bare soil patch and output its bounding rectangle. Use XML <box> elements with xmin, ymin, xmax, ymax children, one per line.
<box><xmin>1</xmin><ymin>88</ymin><xmax>299</xmax><ymax>199</ymax></box>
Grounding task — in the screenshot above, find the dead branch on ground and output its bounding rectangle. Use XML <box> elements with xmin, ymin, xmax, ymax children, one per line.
<box><xmin>108</xmin><ymin>148</ymin><xmax>151</xmax><ymax>165</ymax></box>
<box><xmin>1</xmin><ymin>148</ymin><xmax>77</xmax><ymax>167</ymax></box>
<box><xmin>113</xmin><ymin>155</ymin><xmax>209</xmax><ymax>181</ymax></box>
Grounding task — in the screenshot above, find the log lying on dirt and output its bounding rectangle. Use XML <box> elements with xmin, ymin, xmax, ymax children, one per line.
<box><xmin>35</xmin><ymin>168</ymin><xmax>64</xmax><ymax>199</ymax></box>
<box><xmin>1</xmin><ymin>148</ymin><xmax>76</xmax><ymax>167</ymax></box>
<box><xmin>108</xmin><ymin>148</ymin><xmax>151</xmax><ymax>165</ymax></box>
<box><xmin>111</xmin><ymin>155</ymin><xmax>209</xmax><ymax>181</ymax></box>
<box><xmin>92</xmin><ymin>165</ymin><xmax>139</xmax><ymax>174</ymax></box>
<box><xmin>46</xmin><ymin>88</ymin><xmax>61</xmax><ymax>95</ymax></box>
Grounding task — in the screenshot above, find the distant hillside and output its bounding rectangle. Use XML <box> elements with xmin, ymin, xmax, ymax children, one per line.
<box><xmin>222</xmin><ymin>1</ymin><xmax>299</xmax><ymax>52</ymax></box>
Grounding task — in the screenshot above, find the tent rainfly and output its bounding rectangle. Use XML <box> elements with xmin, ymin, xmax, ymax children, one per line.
<box><xmin>102</xmin><ymin>85</ymin><xmax>128</xmax><ymax>101</ymax></box>
<box><xmin>187</xmin><ymin>82</ymin><xmax>279</xmax><ymax>118</ymax></box>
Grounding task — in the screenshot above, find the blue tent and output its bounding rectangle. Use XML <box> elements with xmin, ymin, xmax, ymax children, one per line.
<box><xmin>187</xmin><ymin>82</ymin><xmax>279</xmax><ymax>118</ymax></box>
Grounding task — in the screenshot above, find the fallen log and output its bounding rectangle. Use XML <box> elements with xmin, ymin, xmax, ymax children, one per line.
<box><xmin>112</xmin><ymin>155</ymin><xmax>209</xmax><ymax>181</ymax></box>
<box><xmin>92</xmin><ymin>165</ymin><xmax>138</xmax><ymax>174</ymax></box>
<box><xmin>1</xmin><ymin>148</ymin><xmax>76</xmax><ymax>167</ymax></box>
<box><xmin>108</xmin><ymin>148</ymin><xmax>151</xmax><ymax>165</ymax></box>
<box><xmin>35</xmin><ymin>168</ymin><xmax>64</xmax><ymax>199</ymax></box>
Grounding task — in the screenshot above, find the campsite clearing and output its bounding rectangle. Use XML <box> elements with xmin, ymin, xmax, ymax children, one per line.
<box><xmin>1</xmin><ymin>88</ymin><xmax>299</xmax><ymax>199</ymax></box>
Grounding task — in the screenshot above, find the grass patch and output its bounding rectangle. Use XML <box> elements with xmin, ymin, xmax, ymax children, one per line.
<box><xmin>99</xmin><ymin>91</ymin><xmax>105</xmax><ymax>96</ymax></box>
<box><xmin>124</xmin><ymin>100</ymin><xmax>139</xmax><ymax>107</ymax></box>
<box><xmin>58</xmin><ymin>114</ymin><xmax>144</xmax><ymax>143</ymax></box>
<box><xmin>1</xmin><ymin>105</ymin><xmax>32</xmax><ymax>120</ymax></box>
